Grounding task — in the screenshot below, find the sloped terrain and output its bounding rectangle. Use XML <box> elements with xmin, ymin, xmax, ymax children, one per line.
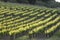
<box><xmin>0</xmin><ymin>2</ymin><xmax>60</xmax><ymax>40</ymax></box>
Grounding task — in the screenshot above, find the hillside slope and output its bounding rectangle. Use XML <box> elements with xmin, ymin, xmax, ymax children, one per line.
<box><xmin>0</xmin><ymin>2</ymin><xmax>60</xmax><ymax>40</ymax></box>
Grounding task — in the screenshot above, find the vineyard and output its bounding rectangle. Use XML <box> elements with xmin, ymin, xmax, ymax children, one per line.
<box><xmin>0</xmin><ymin>2</ymin><xmax>60</xmax><ymax>40</ymax></box>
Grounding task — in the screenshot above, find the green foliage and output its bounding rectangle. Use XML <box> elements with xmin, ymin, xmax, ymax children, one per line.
<box><xmin>28</xmin><ymin>0</ymin><xmax>36</xmax><ymax>4</ymax></box>
<box><xmin>0</xmin><ymin>2</ymin><xmax>60</xmax><ymax>37</ymax></box>
<box><xmin>15</xmin><ymin>35</ymin><xmax>29</xmax><ymax>40</ymax></box>
<box><xmin>55</xmin><ymin>30</ymin><xmax>60</xmax><ymax>37</ymax></box>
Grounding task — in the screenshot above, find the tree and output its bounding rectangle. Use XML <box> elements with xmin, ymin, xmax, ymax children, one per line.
<box><xmin>41</xmin><ymin>0</ymin><xmax>50</xmax><ymax>2</ymax></box>
<box><xmin>28</xmin><ymin>0</ymin><xmax>36</xmax><ymax>4</ymax></box>
<box><xmin>16</xmin><ymin>0</ymin><xmax>23</xmax><ymax>3</ymax></box>
<box><xmin>16</xmin><ymin>0</ymin><xmax>36</xmax><ymax>4</ymax></box>
<box><xmin>4</xmin><ymin>0</ymin><xmax>8</xmax><ymax>2</ymax></box>
<box><xmin>0</xmin><ymin>0</ymin><xmax>8</xmax><ymax>2</ymax></box>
